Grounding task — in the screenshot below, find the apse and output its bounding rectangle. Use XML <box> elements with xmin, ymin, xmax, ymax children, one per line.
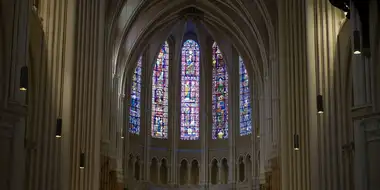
<box><xmin>124</xmin><ymin>18</ymin><xmax>254</xmax><ymax>189</ymax></box>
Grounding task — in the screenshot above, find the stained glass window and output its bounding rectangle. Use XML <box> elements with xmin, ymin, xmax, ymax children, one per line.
<box><xmin>151</xmin><ymin>41</ymin><xmax>169</xmax><ymax>139</ymax></box>
<box><xmin>180</xmin><ymin>39</ymin><xmax>200</xmax><ymax>140</ymax></box>
<box><xmin>129</xmin><ymin>56</ymin><xmax>142</xmax><ymax>134</ymax></box>
<box><xmin>239</xmin><ymin>56</ymin><xmax>252</xmax><ymax>136</ymax></box>
<box><xmin>212</xmin><ymin>42</ymin><xmax>229</xmax><ymax>139</ymax></box>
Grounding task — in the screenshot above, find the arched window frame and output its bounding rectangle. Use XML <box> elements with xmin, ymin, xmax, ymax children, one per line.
<box><xmin>151</xmin><ymin>41</ymin><xmax>170</xmax><ymax>139</ymax></box>
<box><xmin>239</xmin><ymin>56</ymin><xmax>252</xmax><ymax>136</ymax></box>
<box><xmin>212</xmin><ymin>42</ymin><xmax>229</xmax><ymax>140</ymax></box>
<box><xmin>180</xmin><ymin>39</ymin><xmax>201</xmax><ymax>140</ymax></box>
<box><xmin>129</xmin><ymin>56</ymin><xmax>143</xmax><ymax>135</ymax></box>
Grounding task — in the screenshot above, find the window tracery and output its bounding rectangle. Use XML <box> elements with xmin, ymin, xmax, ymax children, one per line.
<box><xmin>129</xmin><ymin>56</ymin><xmax>142</xmax><ymax>134</ymax></box>
<box><xmin>180</xmin><ymin>39</ymin><xmax>200</xmax><ymax>140</ymax></box>
<box><xmin>151</xmin><ymin>41</ymin><xmax>170</xmax><ymax>139</ymax></box>
<box><xmin>239</xmin><ymin>56</ymin><xmax>252</xmax><ymax>136</ymax></box>
<box><xmin>212</xmin><ymin>42</ymin><xmax>229</xmax><ymax>139</ymax></box>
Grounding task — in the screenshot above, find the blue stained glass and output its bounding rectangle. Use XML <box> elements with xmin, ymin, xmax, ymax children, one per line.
<box><xmin>239</xmin><ymin>56</ymin><xmax>252</xmax><ymax>136</ymax></box>
<box><xmin>129</xmin><ymin>56</ymin><xmax>142</xmax><ymax>134</ymax></box>
<box><xmin>212</xmin><ymin>42</ymin><xmax>229</xmax><ymax>139</ymax></box>
<box><xmin>180</xmin><ymin>39</ymin><xmax>200</xmax><ymax>140</ymax></box>
<box><xmin>151</xmin><ymin>41</ymin><xmax>170</xmax><ymax>139</ymax></box>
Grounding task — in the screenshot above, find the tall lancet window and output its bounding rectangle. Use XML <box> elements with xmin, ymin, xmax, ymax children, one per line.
<box><xmin>239</xmin><ymin>56</ymin><xmax>252</xmax><ymax>136</ymax></box>
<box><xmin>151</xmin><ymin>41</ymin><xmax>169</xmax><ymax>139</ymax></box>
<box><xmin>129</xmin><ymin>56</ymin><xmax>142</xmax><ymax>134</ymax></box>
<box><xmin>212</xmin><ymin>42</ymin><xmax>229</xmax><ymax>139</ymax></box>
<box><xmin>180</xmin><ymin>39</ymin><xmax>200</xmax><ymax>140</ymax></box>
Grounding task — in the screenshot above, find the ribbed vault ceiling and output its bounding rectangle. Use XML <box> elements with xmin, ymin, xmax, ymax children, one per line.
<box><xmin>109</xmin><ymin>0</ymin><xmax>277</xmax><ymax>91</ymax></box>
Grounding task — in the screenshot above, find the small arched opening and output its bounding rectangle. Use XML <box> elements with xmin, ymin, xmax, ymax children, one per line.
<box><xmin>211</xmin><ymin>159</ymin><xmax>219</xmax><ymax>185</ymax></box>
<box><xmin>179</xmin><ymin>159</ymin><xmax>188</xmax><ymax>185</ymax></box>
<box><xmin>191</xmin><ymin>160</ymin><xmax>199</xmax><ymax>185</ymax></box>
<box><xmin>128</xmin><ymin>154</ymin><xmax>134</xmax><ymax>179</ymax></box>
<box><xmin>150</xmin><ymin>157</ymin><xmax>158</xmax><ymax>183</ymax></box>
<box><xmin>246</xmin><ymin>155</ymin><xmax>252</xmax><ymax>184</ymax></box>
<box><xmin>134</xmin><ymin>156</ymin><xmax>140</xmax><ymax>180</ymax></box>
<box><xmin>239</xmin><ymin>156</ymin><xmax>245</xmax><ymax>182</ymax></box>
<box><xmin>221</xmin><ymin>158</ymin><xmax>229</xmax><ymax>184</ymax></box>
<box><xmin>160</xmin><ymin>158</ymin><xmax>168</xmax><ymax>184</ymax></box>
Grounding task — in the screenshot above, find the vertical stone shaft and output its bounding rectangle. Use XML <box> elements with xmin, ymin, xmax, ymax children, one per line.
<box><xmin>69</xmin><ymin>0</ymin><xmax>104</xmax><ymax>189</ymax></box>
<box><xmin>279</xmin><ymin>0</ymin><xmax>311</xmax><ymax>189</ymax></box>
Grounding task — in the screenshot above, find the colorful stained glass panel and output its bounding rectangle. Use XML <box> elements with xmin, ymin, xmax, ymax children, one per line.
<box><xmin>180</xmin><ymin>39</ymin><xmax>200</xmax><ymax>140</ymax></box>
<box><xmin>212</xmin><ymin>42</ymin><xmax>229</xmax><ymax>139</ymax></box>
<box><xmin>129</xmin><ymin>56</ymin><xmax>142</xmax><ymax>134</ymax></box>
<box><xmin>151</xmin><ymin>41</ymin><xmax>169</xmax><ymax>139</ymax></box>
<box><xmin>239</xmin><ymin>56</ymin><xmax>252</xmax><ymax>136</ymax></box>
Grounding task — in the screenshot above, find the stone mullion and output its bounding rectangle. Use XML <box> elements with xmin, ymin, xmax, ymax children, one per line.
<box><xmin>170</xmin><ymin>35</ymin><xmax>182</xmax><ymax>186</ymax></box>
<box><xmin>200</xmin><ymin>36</ymin><xmax>211</xmax><ymax>187</ymax></box>
<box><xmin>167</xmin><ymin>40</ymin><xmax>177</xmax><ymax>185</ymax></box>
<box><xmin>142</xmin><ymin>49</ymin><xmax>152</xmax><ymax>182</ymax></box>
<box><xmin>228</xmin><ymin>47</ymin><xmax>239</xmax><ymax>187</ymax></box>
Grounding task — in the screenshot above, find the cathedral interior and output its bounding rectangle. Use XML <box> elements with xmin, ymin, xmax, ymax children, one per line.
<box><xmin>0</xmin><ymin>0</ymin><xmax>380</xmax><ymax>190</ymax></box>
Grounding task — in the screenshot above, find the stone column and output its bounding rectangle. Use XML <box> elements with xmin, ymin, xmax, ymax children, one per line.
<box><xmin>278</xmin><ymin>0</ymin><xmax>346</xmax><ymax>190</ymax></box>
<box><xmin>228</xmin><ymin>47</ymin><xmax>240</xmax><ymax>188</ymax></box>
<box><xmin>169</xmin><ymin>28</ymin><xmax>184</xmax><ymax>185</ymax></box>
<box><xmin>278</xmin><ymin>0</ymin><xmax>312</xmax><ymax>189</ymax></box>
<box><xmin>67</xmin><ymin>0</ymin><xmax>105</xmax><ymax>189</ymax></box>
<box><xmin>198</xmin><ymin>31</ymin><xmax>212</xmax><ymax>188</ymax></box>
<box><xmin>142</xmin><ymin>50</ymin><xmax>152</xmax><ymax>182</ymax></box>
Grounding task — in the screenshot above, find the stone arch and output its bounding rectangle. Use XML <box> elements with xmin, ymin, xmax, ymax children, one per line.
<box><xmin>220</xmin><ymin>158</ymin><xmax>229</xmax><ymax>184</ymax></box>
<box><xmin>190</xmin><ymin>159</ymin><xmax>199</xmax><ymax>185</ymax></box>
<box><xmin>238</xmin><ymin>156</ymin><xmax>245</xmax><ymax>182</ymax></box>
<box><xmin>210</xmin><ymin>159</ymin><xmax>218</xmax><ymax>185</ymax></box>
<box><xmin>179</xmin><ymin>159</ymin><xmax>188</xmax><ymax>185</ymax></box>
<box><xmin>160</xmin><ymin>158</ymin><xmax>168</xmax><ymax>184</ymax></box>
<box><xmin>150</xmin><ymin>157</ymin><xmax>159</xmax><ymax>183</ymax></box>
<box><xmin>112</xmin><ymin>0</ymin><xmax>276</xmax><ymax>94</ymax></box>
